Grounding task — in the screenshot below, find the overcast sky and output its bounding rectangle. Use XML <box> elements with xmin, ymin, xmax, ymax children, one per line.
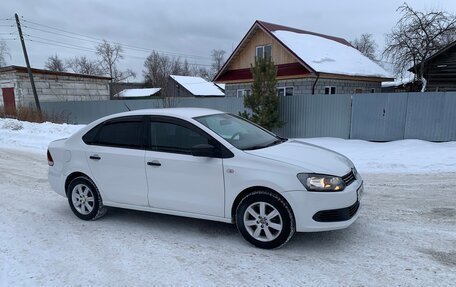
<box><xmin>1</xmin><ymin>0</ymin><xmax>454</xmax><ymax>80</ymax></box>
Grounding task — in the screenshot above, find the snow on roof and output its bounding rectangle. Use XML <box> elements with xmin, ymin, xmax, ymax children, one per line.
<box><xmin>272</xmin><ymin>30</ymin><xmax>393</xmax><ymax>78</ymax></box>
<box><xmin>215</xmin><ymin>83</ymin><xmax>225</xmax><ymax>90</ymax></box>
<box><xmin>116</xmin><ymin>88</ymin><xmax>161</xmax><ymax>98</ymax></box>
<box><xmin>170</xmin><ymin>75</ymin><xmax>225</xmax><ymax>97</ymax></box>
<box><xmin>381</xmin><ymin>73</ymin><xmax>415</xmax><ymax>88</ymax></box>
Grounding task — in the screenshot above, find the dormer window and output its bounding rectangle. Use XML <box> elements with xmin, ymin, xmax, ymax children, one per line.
<box><xmin>256</xmin><ymin>44</ymin><xmax>272</xmax><ymax>59</ymax></box>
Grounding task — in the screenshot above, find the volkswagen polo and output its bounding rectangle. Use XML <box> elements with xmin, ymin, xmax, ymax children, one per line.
<box><xmin>48</xmin><ymin>108</ymin><xmax>363</xmax><ymax>249</ymax></box>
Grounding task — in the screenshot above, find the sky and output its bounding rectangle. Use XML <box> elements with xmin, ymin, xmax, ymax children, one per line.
<box><xmin>1</xmin><ymin>0</ymin><xmax>455</xmax><ymax>81</ymax></box>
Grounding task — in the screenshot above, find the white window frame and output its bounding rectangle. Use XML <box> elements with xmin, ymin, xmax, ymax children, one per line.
<box><xmin>256</xmin><ymin>44</ymin><xmax>272</xmax><ymax>59</ymax></box>
<box><xmin>236</xmin><ymin>89</ymin><xmax>251</xmax><ymax>98</ymax></box>
<box><xmin>277</xmin><ymin>86</ymin><xmax>294</xmax><ymax>96</ymax></box>
<box><xmin>324</xmin><ymin>86</ymin><xmax>337</xmax><ymax>94</ymax></box>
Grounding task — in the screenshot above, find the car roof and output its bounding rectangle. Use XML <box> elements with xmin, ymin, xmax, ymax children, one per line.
<box><xmin>107</xmin><ymin>107</ymin><xmax>224</xmax><ymax>119</ymax></box>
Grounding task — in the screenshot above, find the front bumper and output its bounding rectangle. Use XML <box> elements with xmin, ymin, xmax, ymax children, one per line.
<box><xmin>281</xmin><ymin>179</ymin><xmax>363</xmax><ymax>232</ymax></box>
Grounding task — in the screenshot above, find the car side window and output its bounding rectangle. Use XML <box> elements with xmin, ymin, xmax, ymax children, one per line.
<box><xmin>89</xmin><ymin>117</ymin><xmax>144</xmax><ymax>149</ymax></box>
<box><xmin>150</xmin><ymin>121</ymin><xmax>211</xmax><ymax>154</ymax></box>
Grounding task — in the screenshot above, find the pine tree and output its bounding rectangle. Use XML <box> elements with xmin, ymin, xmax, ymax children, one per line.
<box><xmin>241</xmin><ymin>57</ymin><xmax>282</xmax><ymax>130</ymax></box>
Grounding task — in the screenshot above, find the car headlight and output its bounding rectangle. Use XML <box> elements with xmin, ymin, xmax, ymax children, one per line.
<box><xmin>297</xmin><ymin>173</ymin><xmax>345</xmax><ymax>192</ymax></box>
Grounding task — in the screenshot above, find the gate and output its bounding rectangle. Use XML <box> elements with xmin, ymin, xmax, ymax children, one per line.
<box><xmin>350</xmin><ymin>93</ymin><xmax>408</xmax><ymax>141</ymax></box>
<box><xmin>1</xmin><ymin>87</ymin><xmax>16</xmax><ymax>116</ymax></box>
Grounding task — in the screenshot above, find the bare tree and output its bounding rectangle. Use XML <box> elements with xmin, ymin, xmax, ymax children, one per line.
<box><xmin>210</xmin><ymin>49</ymin><xmax>226</xmax><ymax>77</ymax></box>
<box><xmin>351</xmin><ymin>34</ymin><xmax>378</xmax><ymax>62</ymax></box>
<box><xmin>383</xmin><ymin>3</ymin><xmax>456</xmax><ymax>91</ymax></box>
<box><xmin>193</xmin><ymin>66</ymin><xmax>211</xmax><ymax>80</ymax></box>
<box><xmin>66</xmin><ymin>56</ymin><xmax>103</xmax><ymax>75</ymax></box>
<box><xmin>143</xmin><ymin>52</ymin><xmax>185</xmax><ymax>106</ymax></box>
<box><xmin>0</xmin><ymin>40</ymin><xmax>10</xmax><ymax>67</ymax></box>
<box><xmin>181</xmin><ymin>59</ymin><xmax>191</xmax><ymax>76</ymax></box>
<box><xmin>45</xmin><ymin>54</ymin><xmax>66</xmax><ymax>72</ymax></box>
<box><xmin>95</xmin><ymin>40</ymin><xmax>136</xmax><ymax>82</ymax></box>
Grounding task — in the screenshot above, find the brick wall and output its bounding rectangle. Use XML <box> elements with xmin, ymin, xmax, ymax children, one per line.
<box><xmin>0</xmin><ymin>70</ymin><xmax>110</xmax><ymax>107</ymax></box>
<box><xmin>225</xmin><ymin>77</ymin><xmax>382</xmax><ymax>97</ymax></box>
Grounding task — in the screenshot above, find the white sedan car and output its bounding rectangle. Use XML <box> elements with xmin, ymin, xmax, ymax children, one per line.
<box><xmin>48</xmin><ymin>108</ymin><xmax>363</xmax><ymax>249</ymax></box>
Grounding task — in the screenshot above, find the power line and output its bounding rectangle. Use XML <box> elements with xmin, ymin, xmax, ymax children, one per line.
<box><xmin>28</xmin><ymin>38</ymin><xmax>98</xmax><ymax>53</ymax></box>
<box><xmin>24</xmin><ymin>25</ymin><xmax>103</xmax><ymax>45</ymax></box>
<box><xmin>24</xmin><ymin>34</ymin><xmax>212</xmax><ymax>67</ymax></box>
<box><xmin>26</xmin><ymin>34</ymin><xmax>98</xmax><ymax>52</ymax></box>
<box><xmin>22</xmin><ymin>18</ymin><xmax>212</xmax><ymax>61</ymax></box>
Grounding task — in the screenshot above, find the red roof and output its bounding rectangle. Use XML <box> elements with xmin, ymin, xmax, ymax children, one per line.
<box><xmin>257</xmin><ymin>21</ymin><xmax>352</xmax><ymax>47</ymax></box>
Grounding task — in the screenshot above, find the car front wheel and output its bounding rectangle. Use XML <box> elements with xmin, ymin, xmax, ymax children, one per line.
<box><xmin>236</xmin><ymin>190</ymin><xmax>295</xmax><ymax>249</ymax></box>
<box><xmin>67</xmin><ymin>176</ymin><xmax>107</xmax><ymax>220</ymax></box>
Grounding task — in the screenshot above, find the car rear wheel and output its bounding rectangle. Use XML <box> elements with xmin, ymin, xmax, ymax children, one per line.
<box><xmin>236</xmin><ymin>190</ymin><xmax>295</xmax><ymax>249</ymax></box>
<box><xmin>67</xmin><ymin>176</ymin><xmax>107</xmax><ymax>220</ymax></box>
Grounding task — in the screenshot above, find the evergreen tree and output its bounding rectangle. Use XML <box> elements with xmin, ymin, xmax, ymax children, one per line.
<box><xmin>240</xmin><ymin>57</ymin><xmax>282</xmax><ymax>130</ymax></box>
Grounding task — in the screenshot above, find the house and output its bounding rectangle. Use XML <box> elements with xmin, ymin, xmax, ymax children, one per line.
<box><xmin>0</xmin><ymin>65</ymin><xmax>111</xmax><ymax>114</ymax></box>
<box><xmin>213</xmin><ymin>20</ymin><xmax>393</xmax><ymax>97</ymax></box>
<box><xmin>113</xmin><ymin>88</ymin><xmax>161</xmax><ymax>99</ymax></box>
<box><xmin>408</xmin><ymin>40</ymin><xmax>456</xmax><ymax>92</ymax></box>
<box><xmin>167</xmin><ymin>75</ymin><xmax>225</xmax><ymax>97</ymax></box>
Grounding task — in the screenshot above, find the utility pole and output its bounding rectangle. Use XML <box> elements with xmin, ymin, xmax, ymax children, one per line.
<box><xmin>15</xmin><ymin>13</ymin><xmax>41</xmax><ymax>114</ymax></box>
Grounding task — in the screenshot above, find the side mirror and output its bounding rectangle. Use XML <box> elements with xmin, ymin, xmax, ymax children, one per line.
<box><xmin>191</xmin><ymin>144</ymin><xmax>218</xmax><ymax>157</ymax></box>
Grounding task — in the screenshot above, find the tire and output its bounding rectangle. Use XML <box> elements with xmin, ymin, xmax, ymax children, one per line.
<box><xmin>236</xmin><ymin>190</ymin><xmax>295</xmax><ymax>249</ymax></box>
<box><xmin>67</xmin><ymin>176</ymin><xmax>107</xmax><ymax>220</ymax></box>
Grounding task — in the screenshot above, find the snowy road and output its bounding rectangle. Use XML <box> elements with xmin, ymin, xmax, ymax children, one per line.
<box><xmin>0</xmin><ymin>148</ymin><xmax>455</xmax><ymax>286</ymax></box>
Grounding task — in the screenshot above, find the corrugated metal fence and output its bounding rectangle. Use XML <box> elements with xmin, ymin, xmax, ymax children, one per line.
<box><xmin>40</xmin><ymin>92</ymin><xmax>456</xmax><ymax>141</ymax></box>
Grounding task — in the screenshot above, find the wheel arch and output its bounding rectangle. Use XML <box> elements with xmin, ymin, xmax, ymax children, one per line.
<box><xmin>65</xmin><ymin>172</ymin><xmax>92</xmax><ymax>196</ymax></box>
<box><xmin>231</xmin><ymin>186</ymin><xmax>295</xmax><ymax>223</ymax></box>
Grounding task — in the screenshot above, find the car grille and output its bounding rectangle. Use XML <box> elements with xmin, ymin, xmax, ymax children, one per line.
<box><xmin>312</xmin><ymin>201</ymin><xmax>360</xmax><ymax>222</ymax></box>
<box><xmin>342</xmin><ymin>170</ymin><xmax>356</xmax><ymax>186</ymax></box>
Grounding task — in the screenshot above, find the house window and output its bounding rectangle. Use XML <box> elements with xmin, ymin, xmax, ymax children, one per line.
<box><xmin>354</xmin><ymin>88</ymin><xmax>363</xmax><ymax>94</ymax></box>
<box><xmin>324</xmin><ymin>86</ymin><xmax>336</xmax><ymax>94</ymax></box>
<box><xmin>277</xmin><ymin>87</ymin><xmax>294</xmax><ymax>96</ymax></box>
<box><xmin>236</xmin><ymin>89</ymin><xmax>251</xmax><ymax>97</ymax></box>
<box><xmin>256</xmin><ymin>44</ymin><xmax>272</xmax><ymax>59</ymax></box>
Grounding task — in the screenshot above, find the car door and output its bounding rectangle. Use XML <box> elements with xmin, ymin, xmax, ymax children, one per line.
<box><xmin>145</xmin><ymin>117</ymin><xmax>225</xmax><ymax>217</ymax></box>
<box><xmin>85</xmin><ymin>116</ymin><xmax>149</xmax><ymax>206</ymax></box>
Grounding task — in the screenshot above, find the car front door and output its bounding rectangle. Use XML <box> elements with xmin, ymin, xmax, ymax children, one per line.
<box><xmin>145</xmin><ymin>117</ymin><xmax>225</xmax><ymax>217</ymax></box>
<box><xmin>85</xmin><ymin>116</ymin><xmax>149</xmax><ymax>206</ymax></box>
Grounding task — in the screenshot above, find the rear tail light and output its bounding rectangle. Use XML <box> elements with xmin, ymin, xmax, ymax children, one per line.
<box><xmin>47</xmin><ymin>149</ymin><xmax>54</xmax><ymax>166</ymax></box>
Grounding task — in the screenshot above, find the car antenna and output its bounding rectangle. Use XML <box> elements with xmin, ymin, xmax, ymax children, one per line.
<box><xmin>124</xmin><ymin>103</ymin><xmax>131</xmax><ymax>111</ymax></box>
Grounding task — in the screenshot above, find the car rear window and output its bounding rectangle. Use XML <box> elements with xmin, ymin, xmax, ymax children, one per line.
<box><xmin>83</xmin><ymin>117</ymin><xmax>144</xmax><ymax>149</ymax></box>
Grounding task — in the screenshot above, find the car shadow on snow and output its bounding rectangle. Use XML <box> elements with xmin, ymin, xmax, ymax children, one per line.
<box><xmin>84</xmin><ymin>206</ymin><xmax>364</xmax><ymax>251</ymax></box>
<box><xmin>102</xmin><ymin>207</ymin><xmax>240</xmax><ymax>238</ymax></box>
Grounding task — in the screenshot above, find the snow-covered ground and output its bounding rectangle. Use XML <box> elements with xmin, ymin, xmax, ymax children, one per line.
<box><xmin>1</xmin><ymin>118</ymin><xmax>456</xmax><ymax>286</ymax></box>
<box><xmin>1</xmin><ymin>117</ymin><xmax>455</xmax><ymax>174</ymax></box>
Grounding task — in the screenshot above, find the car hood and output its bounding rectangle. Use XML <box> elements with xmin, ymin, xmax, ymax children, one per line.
<box><xmin>244</xmin><ymin>139</ymin><xmax>353</xmax><ymax>176</ymax></box>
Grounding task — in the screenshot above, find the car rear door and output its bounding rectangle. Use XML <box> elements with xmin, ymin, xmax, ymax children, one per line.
<box><xmin>145</xmin><ymin>117</ymin><xmax>225</xmax><ymax>217</ymax></box>
<box><xmin>85</xmin><ymin>116</ymin><xmax>149</xmax><ymax>206</ymax></box>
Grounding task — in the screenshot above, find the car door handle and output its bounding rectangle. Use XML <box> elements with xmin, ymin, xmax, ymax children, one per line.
<box><xmin>147</xmin><ymin>160</ymin><xmax>161</xmax><ymax>167</ymax></box>
<box><xmin>89</xmin><ymin>155</ymin><xmax>101</xmax><ymax>160</ymax></box>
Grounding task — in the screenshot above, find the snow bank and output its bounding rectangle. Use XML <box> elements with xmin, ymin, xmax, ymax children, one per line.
<box><xmin>0</xmin><ymin>118</ymin><xmax>84</xmax><ymax>151</ymax></box>
<box><xmin>300</xmin><ymin>137</ymin><xmax>456</xmax><ymax>174</ymax></box>
<box><xmin>1</xmin><ymin>118</ymin><xmax>455</xmax><ymax>174</ymax></box>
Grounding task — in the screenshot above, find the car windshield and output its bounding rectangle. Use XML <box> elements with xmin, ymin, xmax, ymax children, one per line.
<box><xmin>194</xmin><ymin>113</ymin><xmax>286</xmax><ymax>150</ymax></box>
